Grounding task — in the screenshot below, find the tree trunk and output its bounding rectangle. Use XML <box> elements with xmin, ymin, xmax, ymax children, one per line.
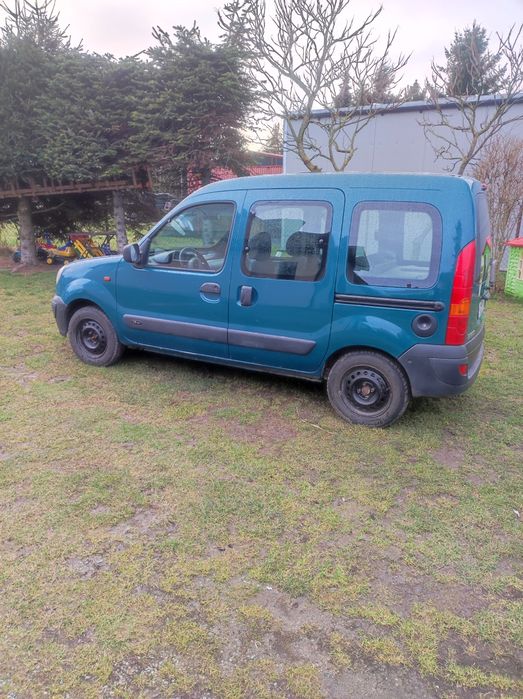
<box><xmin>200</xmin><ymin>166</ymin><xmax>213</xmax><ymax>187</ymax></box>
<box><xmin>112</xmin><ymin>190</ymin><xmax>128</xmax><ymax>252</ymax></box>
<box><xmin>180</xmin><ymin>168</ymin><xmax>188</xmax><ymax>198</ymax></box>
<box><xmin>18</xmin><ymin>196</ymin><xmax>38</xmax><ymax>265</ymax></box>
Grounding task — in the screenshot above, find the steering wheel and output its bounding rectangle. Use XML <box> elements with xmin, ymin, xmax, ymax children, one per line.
<box><xmin>179</xmin><ymin>247</ymin><xmax>210</xmax><ymax>270</ymax></box>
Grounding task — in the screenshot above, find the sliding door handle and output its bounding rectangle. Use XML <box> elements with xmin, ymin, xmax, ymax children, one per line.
<box><xmin>239</xmin><ymin>285</ymin><xmax>253</xmax><ymax>306</ymax></box>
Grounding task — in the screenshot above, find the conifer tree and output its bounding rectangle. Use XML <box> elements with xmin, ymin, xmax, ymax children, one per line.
<box><xmin>132</xmin><ymin>25</ymin><xmax>252</xmax><ymax>193</ymax></box>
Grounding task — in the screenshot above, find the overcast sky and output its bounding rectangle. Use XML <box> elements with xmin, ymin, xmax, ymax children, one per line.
<box><xmin>1</xmin><ymin>0</ymin><xmax>521</xmax><ymax>84</ymax></box>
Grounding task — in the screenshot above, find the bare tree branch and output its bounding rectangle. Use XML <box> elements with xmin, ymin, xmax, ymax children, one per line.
<box><xmin>219</xmin><ymin>0</ymin><xmax>408</xmax><ymax>171</ymax></box>
<box><xmin>473</xmin><ymin>135</ymin><xmax>523</xmax><ymax>278</ymax></box>
<box><xmin>423</xmin><ymin>23</ymin><xmax>523</xmax><ymax>175</ymax></box>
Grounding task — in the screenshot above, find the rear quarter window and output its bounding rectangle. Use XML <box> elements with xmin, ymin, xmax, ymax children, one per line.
<box><xmin>475</xmin><ymin>191</ymin><xmax>492</xmax><ymax>285</ymax></box>
<box><xmin>475</xmin><ymin>191</ymin><xmax>490</xmax><ymax>252</ymax></box>
<box><xmin>347</xmin><ymin>201</ymin><xmax>442</xmax><ymax>288</ymax></box>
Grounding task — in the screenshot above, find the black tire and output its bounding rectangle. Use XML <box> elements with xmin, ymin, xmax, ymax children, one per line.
<box><xmin>68</xmin><ymin>306</ymin><xmax>124</xmax><ymax>367</ymax></box>
<box><xmin>326</xmin><ymin>351</ymin><xmax>410</xmax><ymax>427</ymax></box>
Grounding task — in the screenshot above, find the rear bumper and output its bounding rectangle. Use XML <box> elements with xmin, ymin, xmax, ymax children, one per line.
<box><xmin>51</xmin><ymin>295</ymin><xmax>68</xmax><ymax>336</ymax></box>
<box><xmin>398</xmin><ymin>326</ymin><xmax>484</xmax><ymax>398</ymax></box>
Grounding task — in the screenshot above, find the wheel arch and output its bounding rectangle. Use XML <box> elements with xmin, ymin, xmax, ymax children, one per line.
<box><xmin>323</xmin><ymin>345</ymin><xmax>410</xmax><ymax>388</ymax></box>
<box><xmin>64</xmin><ymin>299</ymin><xmax>103</xmax><ymax>332</ymax></box>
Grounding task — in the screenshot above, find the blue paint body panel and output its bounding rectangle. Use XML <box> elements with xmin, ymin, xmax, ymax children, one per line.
<box><xmin>53</xmin><ymin>172</ymin><xmax>488</xmax><ymax>397</ymax></box>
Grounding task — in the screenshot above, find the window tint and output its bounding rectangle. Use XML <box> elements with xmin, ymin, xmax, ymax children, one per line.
<box><xmin>146</xmin><ymin>202</ymin><xmax>234</xmax><ymax>272</ymax></box>
<box><xmin>242</xmin><ymin>201</ymin><xmax>331</xmax><ymax>281</ymax></box>
<box><xmin>348</xmin><ymin>201</ymin><xmax>441</xmax><ymax>288</ymax></box>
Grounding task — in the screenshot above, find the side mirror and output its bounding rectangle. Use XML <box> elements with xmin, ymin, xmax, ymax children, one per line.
<box><xmin>122</xmin><ymin>243</ymin><xmax>142</xmax><ymax>266</ymax></box>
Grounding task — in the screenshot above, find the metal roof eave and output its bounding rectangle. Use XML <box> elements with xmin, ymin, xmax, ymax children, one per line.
<box><xmin>287</xmin><ymin>92</ymin><xmax>523</xmax><ymax>121</ymax></box>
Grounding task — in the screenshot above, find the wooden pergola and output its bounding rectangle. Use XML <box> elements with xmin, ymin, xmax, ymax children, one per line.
<box><xmin>0</xmin><ymin>166</ymin><xmax>152</xmax><ymax>200</ymax></box>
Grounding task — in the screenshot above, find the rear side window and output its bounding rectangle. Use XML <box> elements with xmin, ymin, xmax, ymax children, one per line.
<box><xmin>475</xmin><ymin>191</ymin><xmax>490</xmax><ymax>252</ymax></box>
<box><xmin>475</xmin><ymin>191</ymin><xmax>491</xmax><ymax>282</ymax></box>
<box><xmin>348</xmin><ymin>201</ymin><xmax>442</xmax><ymax>288</ymax></box>
<box><xmin>242</xmin><ymin>201</ymin><xmax>331</xmax><ymax>281</ymax></box>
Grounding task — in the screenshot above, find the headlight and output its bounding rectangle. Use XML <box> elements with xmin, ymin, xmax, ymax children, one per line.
<box><xmin>56</xmin><ymin>265</ymin><xmax>65</xmax><ymax>284</ymax></box>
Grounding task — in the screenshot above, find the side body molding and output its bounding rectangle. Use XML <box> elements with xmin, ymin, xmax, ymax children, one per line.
<box><xmin>123</xmin><ymin>314</ymin><xmax>316</xmax><ymax>355</ymax></box>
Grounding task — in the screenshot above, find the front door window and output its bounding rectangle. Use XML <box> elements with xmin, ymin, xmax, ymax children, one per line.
<box><xmin>146</xmin><ymin>202</ymin><xmax>235</xmax><ymax>272</ymax></box>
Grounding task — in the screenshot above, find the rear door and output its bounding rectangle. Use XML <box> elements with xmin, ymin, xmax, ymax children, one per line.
<box><xmin>332</xmin><ymin>189</ymin><xmax>448</xmax><ymax>358</ymax></box>
<box><xmin>227</xmin><ymin>188</ymin><xmax>345</xmax><ymax>375</ymax></box>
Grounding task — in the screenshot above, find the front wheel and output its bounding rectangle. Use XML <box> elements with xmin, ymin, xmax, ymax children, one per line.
<box><xmin>68</xmin><ymin>306</ymin><xmax>124</xmax><ymax>367</ymax></box>
<box><xmin>326</xmin><ymin>351</ymin><xmax>410</xmax><ymax>427</ymax></box>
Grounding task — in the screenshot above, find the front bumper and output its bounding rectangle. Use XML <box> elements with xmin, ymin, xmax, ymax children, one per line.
<box><xmin>398</xmin><ymin>326</ymin><xmax>484</xmax><ymax>398</ymax></box>
<box><xmin>51</xmin><ymin>295</ymin><xmax>68</xmax><ymax>336</ymax></box>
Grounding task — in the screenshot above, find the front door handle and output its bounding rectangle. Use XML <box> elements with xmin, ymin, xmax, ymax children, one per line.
<box><xmin>200</xmin><ymin>282</ymin><xmax>221</xmax><ymax>295</ymax></box>
<box><xmin>239</xmin><ymin>285</ymin><xmax>253</xmax><ymax>306</ymax></box>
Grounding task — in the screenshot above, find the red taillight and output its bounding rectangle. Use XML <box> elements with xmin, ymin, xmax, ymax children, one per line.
<box><xmin>445</xmin><ymin>241</ymin><xmax>476</xmax><ymax>346</ymax></box>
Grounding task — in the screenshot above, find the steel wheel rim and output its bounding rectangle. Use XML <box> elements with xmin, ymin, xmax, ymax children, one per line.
<box><xmin>341</xmin><ymin>366</ymin><xmax>391</xmax><ymax>413</ymax></box>
<box><xmin>78</xmin><ymin>319</ymin><xmax>107</xmax><ymax>355</ymax></box>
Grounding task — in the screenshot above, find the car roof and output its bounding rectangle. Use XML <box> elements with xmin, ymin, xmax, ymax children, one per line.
<box><xmin>190</xmin><ymin>172</ymin><xmax>476</xmax><ymax>196</ymax></box>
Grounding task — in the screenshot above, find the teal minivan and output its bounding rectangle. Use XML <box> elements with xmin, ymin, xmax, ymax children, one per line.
<box><xmin>52</xmin><ymin>173</ymin><xmax>491</xmax><ymax>427</ymax></box>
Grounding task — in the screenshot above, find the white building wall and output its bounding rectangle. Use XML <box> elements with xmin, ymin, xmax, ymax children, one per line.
<box><xmin>284</xmin><ymin>99</ymin><xmax>523</xmax><ymax>174</ymax></box>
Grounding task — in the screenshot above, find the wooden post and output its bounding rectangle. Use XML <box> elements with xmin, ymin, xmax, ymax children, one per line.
<box><xmin>18</xmin><ymin>196</ymin><xmax>38</xmax><ymax>265</ymax></box>
<box><xmin>112</xmin><ymin>190</ymin><xmax>128</xmax><ymax>252</ymax></box>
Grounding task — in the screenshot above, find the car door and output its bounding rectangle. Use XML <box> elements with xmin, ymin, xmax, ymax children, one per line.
<box><xmin>228</xmin><ymin>188</ymin><xmax>345</xmax><ymax>375</ymax></box>
<box><xmin>116</xmin><ymin>192</ymin><xmax>245</xmax><ymax>359</ymax></box>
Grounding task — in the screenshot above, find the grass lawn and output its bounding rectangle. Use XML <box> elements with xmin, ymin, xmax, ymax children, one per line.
<box><xmin>0</xmin><ymin>267</ymin><xmax>521</xmax><ymax>698</ymax></box>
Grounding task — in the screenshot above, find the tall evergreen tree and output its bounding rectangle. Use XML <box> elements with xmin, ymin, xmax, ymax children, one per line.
<box><xmin>404</xmin><ymin>79</ymin><xmax>426</xmax><ymax>102</ymax></box>
<box><xmin>131</xmin><ymin>25</ymin><xmax>253</xmax><ymax>193</ymax></box>
<box><xmin>0</xmin><ymin>0</ymin><xmax>74</xmax><ymax>263</ymax></box>
<box><xmin>334</xmin><ymin>61</ymin><xmax>400</xmax><ymax>108</ymax></box>
<box><xmin>39</xmin><ymin>52</ymin><xmax>147</xmax><ymax>181</ymax></box>
<box><xmin>0</xmin><ymin>3</ymin><xmax>254</xmax><ymax>261</ymax></box>
<box><xmin>0</xmin><ymin>2</ymin><xmax>149</xmax><ymax>261</ymax></box>
<box><xmin>264</xmin><ymin>123</ymin><xmax>283</xmax><ymax>153</ymax></box>
<box><xmin>442</xmin><ymin>22</ymin><xmax>505</xmax><ymax>97</ymax></box>
<box><xmin>361</xmin><ymin>61</ymin><xmax>399</xmax><ymax>104</ymax></box>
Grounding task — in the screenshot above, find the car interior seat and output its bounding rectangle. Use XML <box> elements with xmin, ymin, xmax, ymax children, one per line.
<box><xmin>285</xmin><ymin>231</ymin><xmax>324</xmax><ymax>280</ymax></box>
<box><xmin>246</xmin><ymin>231</ymin><xmax>274</xmax><ymax>276</ymax></box>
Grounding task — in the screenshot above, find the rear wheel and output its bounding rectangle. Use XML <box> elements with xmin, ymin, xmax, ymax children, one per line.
<box><xmin>326</xmin><ymin>351</ymin><xmax>410</xmax><ymax>427</ymax></box>
<box><xmin>68</xmin><ymin>306</ymin><xmax>124</xmax><ymax>367</ymax></box>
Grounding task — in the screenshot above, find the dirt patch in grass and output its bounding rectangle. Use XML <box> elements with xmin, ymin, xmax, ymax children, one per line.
<box><xmin>218</xmin><ymin>585</ymin><xmax>445</xmax><ymax>699</ymax></box>
<box><xmin>109</xmin><ymin>508</ymin><xmax>176</xmax><ymax>541</ymax></box>
<box><xmin>67</xmin><ymin>554</ymin><xmax>109</xmax><ymax>579</ymax></box>
<box><xmin>431</xmin><ymin>443</ymin><xmax>465</xmax><ymax>469</ymax></box>
<box><xmin>321</xmin><ymin>666</ymin><xmax>440</xmax><ymax>699</ymax></box>
<box><xmin>254</xmin><ymin>586</ymin><xmax>339</xmax><ymax>635</ymax></box>
<box><xmin>105</xmin><ymin>654</ymin><xmax>151</xmax><ymax>693</ymax></box>
<box><xmin>90</xmin><ymin>505</ymin><xmax>112</xmax><ymax>516</ymax></box>
<box><xmin>1</xmin><ymin>363</ymin><xmax>41</xmax><ymax>385</ymax></box>
<box><xmin>369</xmin><ymin>560</ymin><xmax>489</xmax><ymax>618</ymax></box>
<box><xmin>42</xmin><ymin>627</ymin><xmax>95</xmax><ymax>649</ymax></box>
<box><xmin>442</xmin><ymin>630</ymin><xmax>523</xmax><ymax>680</ymax></box>
<box><xmin>47</xmin><ymin>374</ymin><xmax>73</xmax><ymax>384</ymax></box>
<box><xmin>220</xmin><ymin>413</ymin><xmax>297</xmax><ymax>453</ymax></box>
<box><xmin>0</xmin><ymin>257</ymin><xmax>55</xmax><ymax>274</ymax></box>
<box><xmin>332</xmin><ymin>497</ymin><xmax>370</xmax><ymax>521</ymax></box>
